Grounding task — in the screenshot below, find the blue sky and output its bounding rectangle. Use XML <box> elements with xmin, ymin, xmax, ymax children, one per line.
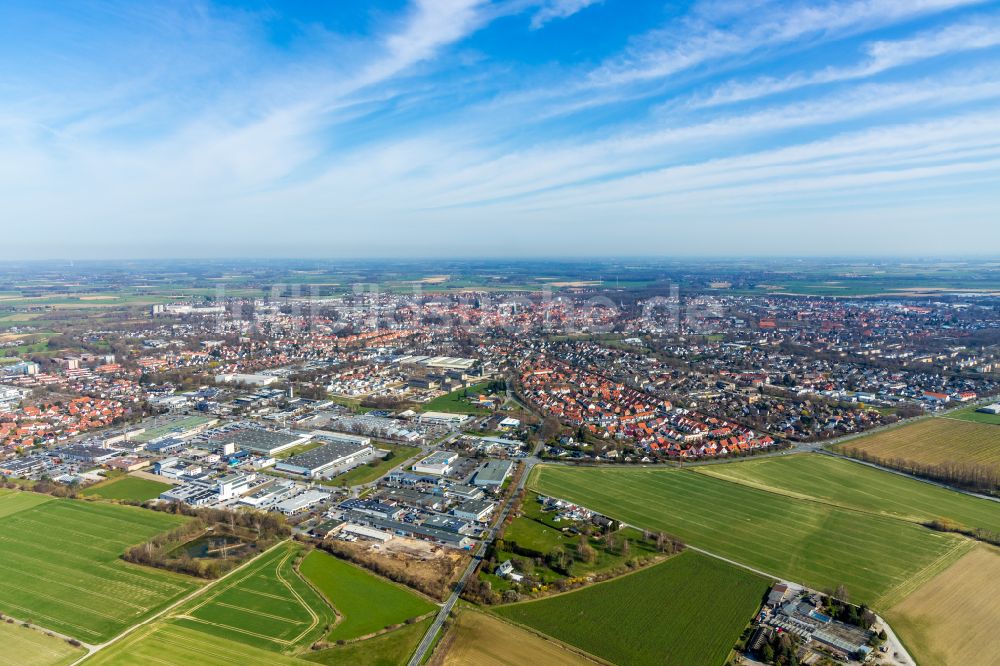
<box><xmin>2</xmin><ymin>0</ymin><xmax>999</xmax><ymax>259</ymax></box>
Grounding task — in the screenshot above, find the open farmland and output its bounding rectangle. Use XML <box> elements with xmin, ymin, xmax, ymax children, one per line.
<box><xmin>0</xmin><ymin>490</ymin><xmax>199</xmax><ymax>643</ymax></box>
<box><xmin>887</xmin><ymin>545</ymin><xmax>1000</xmax><ymax>666</ymax></box>
<box><xmin>530</xmin><ymin>465</ymin><xmax>971</xmax><ymax>607</ymax></box>
<box><xmin>299</xmin><ymin>550</ymin><xmax>436</xmax><ymax>642</ymax></box>
<box><xmin>696</xmin><ymin>453</ymin><xmax>1000</xmax><ymax>532</ymax></box>
<box><xmin>82</xmin><ymin>621</ymin><xmax>307</xmax><ymax>666</ymax></box>
<box><xmin>172</xmin><ymin>542</ymin><xmax>333</xmax><ymax>653</ymax></box>
<box><xmin>80</xmin><ymin>476</ymin><xmax>173</xmax><ymax>502</ymax></box>
<box><xmin>495</xmin><ymin>550</ymin><xmax>769</xmax><ymax>666</ymax></box>
<box><xmin>834</xmin><ymin>417</ymin><xmax>1000</xmax><ymax>475</ymax></box>
<box><xmin>304</xmin><ymin>618</ymin><xmax>432</xmax><ymax>666</ymax></box>
<box><xmin>438</xmin><ymin>610</ymin><xmax>592</xmax><ymax>666</ymax></box>
<box><xmin>0</xmin><ymin>621</ymin><xmax>85</xmax><ymax>666</ymax></box>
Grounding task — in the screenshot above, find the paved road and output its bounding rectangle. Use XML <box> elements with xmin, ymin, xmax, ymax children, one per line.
<box><xmin>407</xmin><ymin>453</ymin><xmax>539</xmax><ymax>666</ymax></box>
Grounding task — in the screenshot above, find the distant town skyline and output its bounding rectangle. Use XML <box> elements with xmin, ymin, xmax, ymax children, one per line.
<box><xmin>2</xmin><ymin>0</ymin><xmax>999</xmax><ymax>259</ymax></box>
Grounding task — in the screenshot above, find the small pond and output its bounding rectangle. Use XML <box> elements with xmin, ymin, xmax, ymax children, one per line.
<box><xmin>170</xmin><ymin>534</ymin><xmax>251</xmax><ymax>559</ymax></box>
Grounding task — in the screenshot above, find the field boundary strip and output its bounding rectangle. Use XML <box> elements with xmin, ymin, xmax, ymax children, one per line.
<box><xmin>692</xmin><ymin>460</ymin><xmax>964</xmax><ymax>526</ymax></box>
<box><xmin>876</xmin><ymin>537</ymin><xmax>976</xmax><ymax>609</ymax></box>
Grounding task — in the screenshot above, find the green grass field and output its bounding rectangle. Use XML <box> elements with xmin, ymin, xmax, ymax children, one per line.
<box><xmin>696</xmin><ymin>454</ymin><xmax>1000</xmax><ymax>532</ymax></box>
<box><xmin>303</xmin><ymin>618</ymin><xmax>432</xmax><ymax>666</ymax></box>
<box><xmin>421</xmin><ymin>383</ymin><xmax>494</xmax><ymax>414</ymax></box>
<box><xmin>495</xmin><ymin>550</ymin><xmax>769</xmax><ymax>666</ymax></box>
<box><xmin>80</xmin><ymin>476</ymin><xmax>173</xmax><ymax>502</ymax></box>
<box><xmin>172</xmin><ymin>542</ymin><xmax>333</xmax><ymax>653</ymax></box>
<box><xmin>299</xmin><ymin>550</ymin><xmax>436</xmax><ymax>642</ymax></box>
<box><xmin>0</xmin><ymin>621</ymin><xmax>85</xmax><ymax>666</ymax></box>
<box><xmin>81</xmin><ymin>621</ymin><xmax>307</xmax><ymax>666</ymax></box>
<box><xmin>945</xmin><ymin>405</ymin><xmax>1000</xmax><ymax>426</ymax></box>
<box><xmin>0</xmin><ymin>490</ymin><xmax>200</xmax><ymax>643</ymax></box>
<box><xmin>326</xmin><ymin>445</ymin><xmax>421</xmax><ymax>487</ymax></box>
<box><xmin>530</xmin><ymin>465</ymin><xmax>971</xmax><ymax>607</ymax></box>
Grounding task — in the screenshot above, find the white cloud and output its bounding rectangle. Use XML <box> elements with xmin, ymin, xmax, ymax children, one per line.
<box><xmin>530</xmin><ymin>0</ymin><xmax>603</xmax><ymax>29</ymax></box>
<box><xmin>588</xmin><ymin>0</ymin><xmax>991</xmax><ymax>88</ymax></box>
<box><xmin>697</xmin><ymin>13</ymin><xmax>1000</xmax><ymax>106</ymax></box>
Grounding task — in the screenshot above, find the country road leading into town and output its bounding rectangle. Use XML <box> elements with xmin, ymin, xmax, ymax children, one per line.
<box><xmin>407</xmin><ymin>455</ymin><xmax>538</xmax><ymax>666</ymax></box>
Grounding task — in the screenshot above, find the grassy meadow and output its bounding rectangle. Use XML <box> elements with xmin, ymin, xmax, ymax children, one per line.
<box><xmin>421</xmin><ymin>382</ymin><xmax>495</xmax><ymax>414</ymax></box>
<box><xmin>299</xmin><ymin>550</ymin><xmax>436</xmax><ymax>642</ymax></box>
<box><xmin>80</xmin><ymin>476</ymin><xmax>173</xmax><ymax>502</ymax></box>
<box><xmin>303</xmin><ymin>618</ymin><xmax>432</xmax><ymax>666</ymax></box>
<box><xmin>945</xmin><ymin>404</ymin><xmax>1000</xmax><ymax>426</ymax></box>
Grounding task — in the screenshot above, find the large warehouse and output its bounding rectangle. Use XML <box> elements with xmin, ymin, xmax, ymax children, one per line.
<box><xmin>215</xmin><ymin>428</ymin><xmax>311</xmax><ymax>457</ymax></box>
<box><xmin>275</xmin><ymin>437</ymin><xmax>374</xmax><ymax>478</ymax></box>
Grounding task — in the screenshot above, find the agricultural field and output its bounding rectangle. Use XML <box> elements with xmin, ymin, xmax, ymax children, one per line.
<box><xmin>495</xmin><ymin>550</ymin><xmax>769</xmax><ymax>666</ymax></box>
<box><xmin>304</xmin><ymin>618</ymin><xmax>432</xmax><ymax>666</ymax></box>
<box><xmin>299</xmin><ymin>550</ymin><xmax>436</xmax><ymax>642</ymax></box>
<box><xmin>530</xmin><ymin>465</ymin><xmax>971</xmax><ymax>607</ymax></box>
<box><xmin>834</xmin><ymin>417</ymin><xmax>1000</xmax><ymax>475</ymax></box>
<box><xmin>421</xmin><ymin>382</ymin><xmax>496</xmax><ymax>414</ymax></box>
<box><xmin>81</xmin><ymin>621</ymin><xmax>307</xmax><ymax>666</ymax></box>
<box><xmin>80</xmin><ymin>476</ymin><xmax>173</xmax><ymax>502</ymax></box>
<box><xmin>696</xmin><ymin>454</ymin><xmax>1000</xmax><ymax>532</ymax></box>
<box><xmin>438</xmin><ymin>610</ymin><xmax>591</xmax><ymax>666</ymax></box>
<box><xmin>0</xmin><ymin>621</ymin><xmax>85</xmax><ymax>666</ymax></box>
<box><xmin>887</xmin><ymin>545</ymin><xmax>1000</xmax><ymax>666</ymax></box>
<box><xmin>0</xmin><ymin>490</ymin><xmax>200</xmax><ymax>643</ymax></box>
<box><xmin>172</xmin><ymin>542</ymin><xmax>333</xmax><ymax>653</ymax></box>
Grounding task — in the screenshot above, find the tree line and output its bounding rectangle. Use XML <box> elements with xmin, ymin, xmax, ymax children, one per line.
<box><xmin>841</xmin><ymin>446</ymin><xmax>1000</xmax><ymax>494</ymax></box>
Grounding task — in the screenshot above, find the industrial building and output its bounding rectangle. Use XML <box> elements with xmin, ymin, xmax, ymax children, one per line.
<box><xmin>412</xmin><ymin>450</ymin><xmax>458</xmax><ymax>476</ymax></box>
<box><xmin>473</xmin><ymin>459</ymin><xmax>514</xmax><ymax>487</ymax></box>
<box><xmin>214</xmin><ymin>373</ymin><xmax>279</xmax><ymax>387</ymax></box>
<box><xmin>417</xmin><ymin>411</ymin><xmax>471</xmax><ymax>426</ymax></box>
<box><xmin>452</xmin><ymin>499</ymin><xmax>496</xmax><ymax>522</ymax></box>
<box><xmin>394</xmin><ymin>355</ymin><xmax>478</xmax><ymax>372</ymax></box>
<box><xmin>274</xmin><ymin>438</ymin><xmax>374</xmax><ymax>478</ymax></box>
<box><xmin>273</xmin><ymin>489</ymin><xmax>330</xmax><ymax>515</ymax></box>
<box><xmin>215</xmin><ymin>428</ymin><xmax>311</xmax><ymax>456</ymax></box>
